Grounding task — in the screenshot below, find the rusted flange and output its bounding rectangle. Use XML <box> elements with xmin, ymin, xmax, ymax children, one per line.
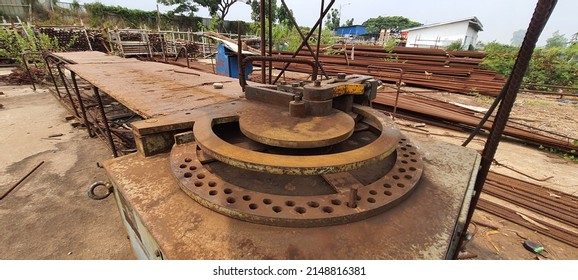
<box><xmin>194</xmin><ymin>105</ymin><xmax>400</xmax><ymax>175</ymax></box>
<box><xmin>170</xmin><ymin>136</ymin><xmax>423</xmax><ymax>227</ymax></box>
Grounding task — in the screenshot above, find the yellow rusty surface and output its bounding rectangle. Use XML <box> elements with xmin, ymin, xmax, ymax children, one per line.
<box><xmin>331</xmin><ymin>84</ymin><xmax>366</xmax><ymax>96</ymax></box>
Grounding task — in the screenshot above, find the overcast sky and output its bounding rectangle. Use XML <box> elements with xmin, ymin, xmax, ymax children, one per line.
<box><xmin>77</xmin><ymin>0</ymin><xmax>576</xmax><ymax>46</ymax></box>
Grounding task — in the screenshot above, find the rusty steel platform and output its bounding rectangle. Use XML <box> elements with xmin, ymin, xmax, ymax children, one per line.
<box><xmin>56</xmin><ymin>51</ymin><xmax>245</xmax><ymax>119</ymax></box>
<box><xmin>104</xmin><ymin>140</ymin><xmax>479</xmax><ymax>259</ymax></box>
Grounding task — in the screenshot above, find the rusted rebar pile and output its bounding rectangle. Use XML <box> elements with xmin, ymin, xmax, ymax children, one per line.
<box><xmin>372</xmin><ymin>92</ymin><xmax>578</xmax><ymax>153</ymax></box>
<box><xmin>264</xmin><ymin>45</ymin><xmax>506</xmax><ymax>96</ymax></box>
<box><xmin>479</xmin><ymin>172</ymin><xmax>578</xmax><ymax>248</ymax></box>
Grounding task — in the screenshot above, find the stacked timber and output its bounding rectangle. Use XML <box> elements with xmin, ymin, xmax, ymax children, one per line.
<box><xmin>262</xmin><ymin>45</ymin><xmax>506</xmax><ymax>96</ymax></box>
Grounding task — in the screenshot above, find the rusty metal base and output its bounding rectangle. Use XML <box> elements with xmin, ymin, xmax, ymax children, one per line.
<box><xmin>104</xmin><ymin>139</ymin><xmax>479</xmax><ymax>259</ymax></box>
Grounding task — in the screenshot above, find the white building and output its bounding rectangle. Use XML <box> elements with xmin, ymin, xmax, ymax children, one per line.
<box><xmin>402</xmin><ymin>17</ymin><xmax>483</xmax><ymax>50</ymax></box>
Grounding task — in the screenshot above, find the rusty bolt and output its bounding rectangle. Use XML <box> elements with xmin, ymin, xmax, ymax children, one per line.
<box><xmin>314</xmin><ymin>80</ymin><xmax>321</xmax><ymax>87</ymax></box>
<box><xmin>337</xmin><ymin>73</ymin><xmax>346</xmax><ymax>80</ymax></box>
<box><xmin>292</xmin><ymin>82</ymin><xmax>300</xmax><ymax>88</ymax></box>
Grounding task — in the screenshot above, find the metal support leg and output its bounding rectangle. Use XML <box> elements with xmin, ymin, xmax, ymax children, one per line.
<box><xmin>55</xmin><ymin>62</ymin><xmax>80</xmax><ymax>117</ymax></box>
<box><xmin>43</xmin><ymin>56</ymin><xmax>61</xmax><ymax>98</ymax></box>
<box><xmin>93</xmin><ymin>87</ymin><xmax>119</xmax><ymax>157</ymax></box>
<box><xmin>71</xmin><ymin>72</ymin><xmax>95</xmax><ymax>138</ymax></box>
<box><xmin>22</xmin><ymin>53</ymin><xmax>36</xmax><ymax>91</ymax></box>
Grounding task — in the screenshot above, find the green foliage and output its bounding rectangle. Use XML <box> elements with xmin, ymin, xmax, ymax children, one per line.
<box><xmin>325</xmin><ymin>8</ymin><xmax>340</xmax><ymax>31</ymax></box>
<box><xmin>157</xmin><ymin>0</ymin><xmax>199</xmax><ymax>16</ymax></box>
<box><xmin>526</xmin><ymin>46</ymin><xmax>578</xmax><ymax>87</ymax></box>
<box><xmin>250</xmin><ymin>0</ymin><xmax>277</xmax><ymax>23</ymax></box>
<box><xmin>277</xmin><ymin>4</ymin><xmax>293</xmax><ymax>26</ymax></box>
<box><xmin>511</xmin><ymin>29</ymin><xmax>525</xmax><ymax>47</ymax></box>
<box><xmin>362</xmin><ymin>16</ymin><xmax>421</xmax><ymax>34</ymax></box>
<box><xmin>270</xmin><ymin>24</ymin><xmax>334</xmax><ymax>52</ymax></box>
<box><xmin>539</xmin><ymin>146</ymin><xmax>578</xmax><ymax>162</ymax></box>
<box><xmin>0</xmin><ymin>25</ymin><xmax>67</xmax><ymax>63</ymax></box>
<box><xmin>480</xmin><ymin>41</ymin><xmax>519</xmax><ymax>76</ymax></box>
<box><xmin>344</xmin><ymin>18</ymin><xmax>354</xmax><ymax>27</ymax></box>
<box><xmin>85</xmin><ymin>3</ymin><xmax>159</xmax><ymax>28</ymax></box>
<box><xmin>445</xmin><ymin>40</ymin><xmax>463</xmax><ymax>51</ymax></box>
<box><xmin>545</xmin><ymin>30</ymin><xmax>568</xmax><ymax>49</ymax></box>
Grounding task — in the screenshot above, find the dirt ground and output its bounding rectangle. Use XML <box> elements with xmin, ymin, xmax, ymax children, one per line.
<box><xmin>385</xmin><ymin>86</ymin><xmax>578</xmax><ymax>260</ymax></box>
<box><xmin>1</xmin><ymin>63</ymin><xmax>576</xmax><ymax>260</ymax></box>
<box><xmin>0</xmin><ymin>68</ymin><xmax>133</xmax><ymax>259</ymax></box>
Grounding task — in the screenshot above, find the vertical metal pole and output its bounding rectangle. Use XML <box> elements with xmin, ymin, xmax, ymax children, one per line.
<box><xmin>268</xmin><ymin>0</ymin><xmax>273</xmax><ymax>84</ymax></box>
<box><xmin>71</xmin><ymin>72</ymin><xmax>95</xmax><ymax>138</ymax></box>
<box><xmin>21</xmin><ymin>53</ymin><xmax>35</xmax><ymax>91</ymax></box>
<box><xmin>316</xmin><ymin>0</ymin><xmax>325</xmax><ymax>80</ymax></box>
<box><xmin>93</xmin><ymin>87</ymin><xmax>119</xmax><ymax>157</ymax></box>
<box><xmin>56</xmin><ymin>62</ymin><xmax>80</xmax><ymax>117</ymax></box>
<box><xmin>455</xmin><ymin>0</ymin><xmax>558</xmax><ymax>259</ymax></box>
<box><xmin>260</xmin><ymin>0</ymin><xmax>266</xmax><ymax>84</ymax></box>
<box><xmin>43</xmin><ymin>56</ymin><xmax>61</xmax><ymax>98</ymax></box>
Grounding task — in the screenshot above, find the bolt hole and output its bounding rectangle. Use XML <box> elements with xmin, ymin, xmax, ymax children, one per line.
<box><xmin>295</xmin><ymin>207</ymin><xmax>306</xmax><ymax>214</ymax></box>
<box><xmin>403</xmin><ymin>154</ymin><xmax>410</xmax><ymax>158</ymax></box>
<box><xmin>224</xmin><ymin>188</ymin><xmax>232</xmax><ymax>194</ymax></box>
<box><xmin>384</xmin><ymin>191</ymin><xmax>392</xmax><ymax>196</ymax></box>
<box><xmin>369</xmin><ymin>190</ymin><xmax>377</xmax><ymax>195</ymax></box>
<box><xmin>397</xmin><ymin>183</ymin><xmax>405</xmax><ymax>188</ymax></box>
<box><xmin>401</xmin><ymin>160</ymin><xmax>408</xmax><ymax>164</ymax></box>
<box><xmin>208</xmin><ymin>181</ymin><xmax>217</xmax><ymax>187</ymax></box>
<box><xmin>405</xmin><ymin>175</ymin><xmax>413</xmax><ymax>179</ymax></box>
<box><xmin>184</xmin><ymin>172</ymin><xmax>192</xmax><ymax>178</ymax></box>
<box><xmin>367</xmin><ymin>197</ymin><xmax>376</xmax><ymax>203</ymax></box>
<box><xmin>227</xmin><ymin>197</ymin><xmax>235</xmax><ymax>204</ymax></box>
<box><xmin>401</xmin><ymin>138</ymin><xmax>407</xmax><ymax>141</ymax></box>
<box><xmin>243</xmin><ymin>195</ymin><xmax>251</xmax><ymax>201</ymax></box>
<box><xmin>184</xmin><ymin>158</ymin><xmax>192</xmax><ymax>163</ymax></box>
<box><xmin>197</xmin><ymin>173</ymin><xmax>205</xmax><ymax>179</ymax></box>
<box><xmin>406</xmin><ymin>144</ymin><xmax>412</xmax><ymax>147</ymax></box>
<box><xmin>401</xmin><ymin>147</ymin><xmax>407</xmax><ymax>151</ymax></box>
<box><xmin>194</xmin><ymin>181</ymin><xmax>203</xmax><ymax>187</ymax></box>
<box><xmin>285</xmin><ymin>201</ymin><xmax>295</xmax><ymax>207</ymax></box>
<box><xmin>393</xmin><ymin>175</ymin><xmax>400</xmax><ymax>180</ymax></box>
<box><xmin>307</xmin><ymin>201</ymin><xmax>320</xmax><ymax>208</ymax></box>
<box><xmin>209</xmin><ymin>190</ymin><xmax>217</xmax><ymax>196</ymax></box>
<box><xmin>322</xmin><ymin>206</ymin><xmax>334</xmax><ymax>213</ymax></box>
<box><xmin>272</xmin><ymin>206</ymin><xmax>282</xmax><ymax>213</ymax></box>
<box><xmin>409</xmin><ymin>167</ymin><xmax>417</xmax><ymax>171</ymax></box>
<box><xmin>383</xmin><ymin>183</ymin><xmax>392</xmax><ymax>188</ymax></box>
<box><xmin>331</xmin><ymin>199</ymin><xmax>341</xmax><ymax>206</ymax></box>
<box><xmin>410</xmin><ymin>152</ymin><xmax>416</xmax><ymax>155</ymax></box>
<box><xmin>179</xmin><ymin>164</ymin><xmax>187</xmax><ymax>169</ymax></box>
<box><xmin>189</xmin><ymin>166</ymin><xmax>197</xmax><ymax>171</ymax></box>
<box><xmin>249</xmin><ymin>203</ymin><xmax>258</xmax><ymax>210</ymax></box>
<box><xmin>411</xmin><ymin>159</ymin><xmax>417</xmax><ymax>162</ymax></box>
<box><xmin>263</xmin><ymin>199</ymin><xmax>272</xmax><ymax>205</ymax></box>
<box><xmin>399</xmin><ymin>168</ymin><xmax>406</xmax><ymax>173</ymax></box>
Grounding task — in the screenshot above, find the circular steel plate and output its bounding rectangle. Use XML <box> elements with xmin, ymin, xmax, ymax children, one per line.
<box><xmin>193</xmin><ymin>105</ymin><xmax>400</xmax><ymax>175</ymax></box>
<box><xmin>170</xmin><ymin>136</ymin><xmax>423</xmax><ymax>227</ymax></box>
<box><xmin>239</xmin><ymin>108</ymin><xmax>355</xmax><ymax>148</ymax></box>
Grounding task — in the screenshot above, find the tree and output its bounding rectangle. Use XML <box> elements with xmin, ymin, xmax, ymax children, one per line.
<box><xmin>277</xmin><ymin>4</ymin><xmax>293</xmax><ymax>26</ymax></box>
<box><xmin>362</xmin><ymin>16</ymin><xmax>421</xmax><ymax>34</ymax></box>
<box><xmin>545</xmin><ymin>31</ymin><xmax>568</xmax><ymax>49</ymax></box>
<box><xmin>157</xmin><ymin>0</ymin><xmax>199</xmax><ymax>16</ymax></box>
<box><xmin>195</xmin><ymin>0</ymin><xmax>238</xmax><ymax>23</ymax></box>
<box><xmin>250</xmin><ymin>0</ymin><xmax>277</xmax><ymax>23</ymax></box>
<box><xmin>325</xmin><ymin>8</ymin><xmax>339</xmax><ymax>31</ymax></box>
<box><xmin>510</xmin><ymin>29</ymin><xmax>525</xmax><ymax>47</ymax></box>
<box><xmin>344</xmin><ymin>18</ymin><xmax>354</xmax><ymax>26</ymax></box>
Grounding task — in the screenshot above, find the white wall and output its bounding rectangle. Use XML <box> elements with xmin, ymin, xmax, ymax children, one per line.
<box><xmin>406</xmin><ymin>21</ymin><xmax>477</xmax><ymax>49</ymax></box>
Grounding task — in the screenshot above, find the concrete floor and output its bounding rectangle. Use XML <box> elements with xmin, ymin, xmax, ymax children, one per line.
<box><xmin>0</xmin><ymin>77</ymin><xmax>133</xmax><ymax>259</ymax></box>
